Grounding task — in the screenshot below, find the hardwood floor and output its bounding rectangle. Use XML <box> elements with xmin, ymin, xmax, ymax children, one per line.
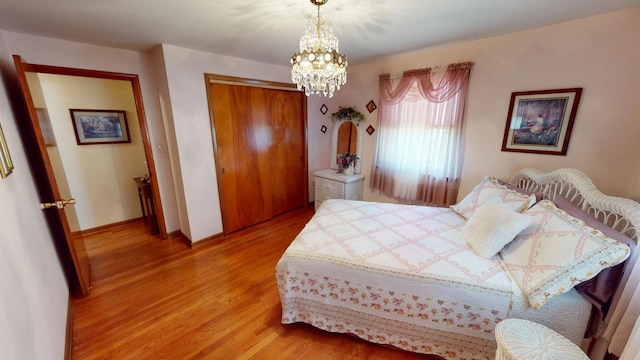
<box><xmin>72</xmin><ymin>206</ymin><xmax>438</xmax><ymax>359</ymax></box>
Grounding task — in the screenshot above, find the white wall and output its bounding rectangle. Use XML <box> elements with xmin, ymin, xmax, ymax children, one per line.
<box><xmin>158</xmin><ymin>44</ymin><xmax>295</xmax><ymax>242</ymax></box>
<box><xmin>322</xmin><ymin>8</ymin><xmax>640</xmax><ymax>203</ymax></box>
<box><xmin>3</xmin><ymin>32</ymin><xmax>180</xmax><ymax>233</ymax></box>
<box><xmin>0</xmin><ymin>30</ymin><xmax>68</xmax><ymax>360</ymax></box>
<box><xmin>38</xmin><ymin>74</ymin><xmax>147</xmax><ymax>230</ymax></box>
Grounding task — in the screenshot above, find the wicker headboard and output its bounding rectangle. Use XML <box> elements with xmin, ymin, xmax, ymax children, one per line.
<box><xmin>509</xmin><ymin>168</ymin><xmax>640</xmax><ymax>243</ymax></box>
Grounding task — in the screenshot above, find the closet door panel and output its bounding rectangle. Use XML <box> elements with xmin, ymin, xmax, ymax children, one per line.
<box><xmin>248</xmin><ymin>87</ymin><xmax>274</xmax><ymax>216</ymax></box>
<box><xmin>211</xmin><ymin>83</ymin><xmax>270</xmax><ymax>233</ymax></box>
<box><xmin>267</xmin><ymin>89</ymin><xmax>306</xmax><ymax>215</ymax></box>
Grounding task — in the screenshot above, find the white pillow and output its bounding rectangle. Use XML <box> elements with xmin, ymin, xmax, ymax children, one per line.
<box><xmin>463</xmin><ymin>198</ymin><xmax>534</xmax><ymax>258</ymax></box>
<box><xmin>500</xmin><ymin>200</ymin><xmax>631</xmax><ymax>309</ymax></box>
<box><xmin>451</xmin><ymin>176</ymin><xmax>536</xmax><ymax>219</ymax></box>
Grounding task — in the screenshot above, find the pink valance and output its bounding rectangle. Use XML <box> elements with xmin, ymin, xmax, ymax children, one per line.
<box><xmin>379</xmin><ymin>62</ymin><xmax>473</xmax><ymax>105</ymax></box>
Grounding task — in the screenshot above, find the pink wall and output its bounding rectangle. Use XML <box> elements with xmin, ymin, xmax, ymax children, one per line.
<box><xmin>319</xmin><ymin>8</ymin><xmax>640</xmax><ymax>202</ymax></box>
<box><xmin>0</xmin><ymin>8</ymin><xmax>638</xmax><ymax>356</ymax></box>
<box><xmin>0</xmin><ymin>30</ymin><xmax>68</xmax><ymax>359</ymax></box>
<box><xmin>2</xmin><ymin>8</ymin><xmax>638</xmax><ymax>246</ymax></box>
<box><xmin>2</xmin><ymin>32</ymin><xmax>181</xmax><ymax>232</ymax></box>
<box><xmin>158</xmin><ymin>44</ymin><xmax>294</xmax><ymax>242</ymax></box>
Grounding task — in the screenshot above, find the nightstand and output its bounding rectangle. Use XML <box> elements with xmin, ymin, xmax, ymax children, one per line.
<box><xmin>313</xmin><ymin>169</ymin><xmax>364</xmax><ymax>211</ymax></box>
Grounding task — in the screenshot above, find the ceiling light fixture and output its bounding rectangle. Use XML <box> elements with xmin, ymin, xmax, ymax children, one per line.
<box><xmin>291</xmin><ymin>0</ymin><xmax>347</xmax><ymax>98</ymax></box>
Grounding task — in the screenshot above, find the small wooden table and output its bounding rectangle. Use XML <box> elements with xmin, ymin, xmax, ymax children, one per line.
<box><xmin>134</xmin><ymin>177</ymin><xmax>158</xmax><ymax>235</ymax></box>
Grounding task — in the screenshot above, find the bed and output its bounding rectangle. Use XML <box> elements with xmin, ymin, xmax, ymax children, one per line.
<box><xmin>276</xmin><ymin>168</ymin><xmax>640</xmax><ymax>359</ymax></box>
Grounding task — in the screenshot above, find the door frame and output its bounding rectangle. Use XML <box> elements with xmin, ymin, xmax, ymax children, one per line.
<box><xmin>14</xmin><ymin>57</ymin><xmax>166</xmax><ymax>296</ymax></box>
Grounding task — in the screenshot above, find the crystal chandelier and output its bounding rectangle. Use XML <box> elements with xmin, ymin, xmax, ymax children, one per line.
<box><xmin>291</xmin><ymin>0</ymin><xmax>347</xmax><ymax>98</ymax></box>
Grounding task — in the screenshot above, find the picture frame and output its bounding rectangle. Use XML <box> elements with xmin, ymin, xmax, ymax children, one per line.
<box><xmin>501</xmin><ymin>88</ymin><xmax>582</xmax><ymax>155</ymax></box>
<box><xmin>0</xmin><ymin>122</ymin><xmax>14</xmax><ymax>178</ymax></box>
<box><xmin>366</xmin><ymin>100</ymin><xmax>377</xmax><ymax>113</ymax></box>
<box><xmin>70</xmin><ymin>109</ymin><xmax>130</xmax><ymax>145</ymax></box>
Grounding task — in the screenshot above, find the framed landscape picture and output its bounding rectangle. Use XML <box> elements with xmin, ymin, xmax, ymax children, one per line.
<box><xmin>70</xmin><ymin>109</ymin><xmax>130</xmax><ymax>145</ymax></box>
<box><xmin>501</xmin><ymin>88</ymin><xmax>582</xmax><ymax>155</ymax></box>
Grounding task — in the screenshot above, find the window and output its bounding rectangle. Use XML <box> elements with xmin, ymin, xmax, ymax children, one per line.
<box><xmin>371</xmin><ymin>63</ymin><xmax>472</xmax><ymax>205</ymax></box>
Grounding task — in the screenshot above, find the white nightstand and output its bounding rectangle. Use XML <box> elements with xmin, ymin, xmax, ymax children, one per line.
<box><xmin>313</xmin><ymin>169</ymin><xmax>365</xmax><ymax>211</ymax></box>
<box><xmin>495</xmin><ymin>319</ymin><xmax>589</xmax><ymax>360</ymax></box>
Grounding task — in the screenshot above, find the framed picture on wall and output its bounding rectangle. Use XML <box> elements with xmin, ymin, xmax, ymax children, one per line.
<box><xmin>70</xmin><ymin>109</ymin><xmax>131</xmax><ymax>145</ymax></box>
<box><xmin>501</xmin><ymin>88</ymin><xmax>582</xmax><ymax>155</ymax></box>
<box><xmin>0</xmin><ymin>121</ymin><xmax>14</xmax><ymax>178</ymax></box>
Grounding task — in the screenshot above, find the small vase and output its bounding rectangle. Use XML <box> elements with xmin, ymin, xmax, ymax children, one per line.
<box><xmin>344</xmin><ymin>164</ymin><xmax>355</xmax><ymax>176</ymax></box>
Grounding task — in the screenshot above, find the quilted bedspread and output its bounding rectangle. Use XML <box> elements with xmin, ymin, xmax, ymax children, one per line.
<box><xmin>276</xmin><ymin>199</ymin><xmax>590</xmax><ymax>359</ymax></box>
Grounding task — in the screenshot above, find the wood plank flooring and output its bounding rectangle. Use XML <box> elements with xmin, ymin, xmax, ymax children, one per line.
<box><xmin>72</xmin><ymin>206</ymin><xmax>439</xmax><ymax>359</ymax></box>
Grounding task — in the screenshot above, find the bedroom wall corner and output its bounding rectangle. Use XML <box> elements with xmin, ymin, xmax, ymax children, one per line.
<box><xmin>149</xmin><ymin>44</ymin><xmax>188</xmax><ymax>237</ymax></box>
<box><xmin>159</xmin><ymin>44</ymin><xmax>295</xmax><ymax>242</ymax></box>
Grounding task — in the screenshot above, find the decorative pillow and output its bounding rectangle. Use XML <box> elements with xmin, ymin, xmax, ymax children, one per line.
<box><xmin>451</xmin><ymin>176</ymin><xmax>536</xmax><ymax>219</ymax></box>
<box><xmin>500</xmin><ymin>200</ymin><xmax>631</xmax><ymax>309</ymax></box>
<box><xmin>553</xmin><ymin>196</ymin><xmax>635</xmax><ymax>247</ymax></box>
<box><xmin>463</xmin><ymin>198</ymin><xmax>534</xmax><ymax>258</ymax></box>
<box><xmin>553</xmin><ymin>195</ymin><xmax>636</xmax><ymax>311</ymax></box>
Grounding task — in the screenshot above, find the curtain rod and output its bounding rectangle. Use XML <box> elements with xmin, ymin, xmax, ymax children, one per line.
<box><xmin>380</xmin><ymin>61</ymin><xmax>473</xmax><ymax>80</ymax></box>
<box><xmin>385</xmin><ymin>66</ymin><xmax>444</xmax><ymax>79</ymax></box>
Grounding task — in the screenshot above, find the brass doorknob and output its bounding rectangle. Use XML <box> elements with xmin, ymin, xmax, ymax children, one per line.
<box><xmin>40</xmin><ymin>198</ymin><xmax>76</xmax><ymax>209</ymax></box>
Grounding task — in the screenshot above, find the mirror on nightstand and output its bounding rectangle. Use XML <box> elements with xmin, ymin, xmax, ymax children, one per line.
<box><xmin>330</xmin><ymin>120</ymin><xmax>363</xmax><ymax>174</ymax></box>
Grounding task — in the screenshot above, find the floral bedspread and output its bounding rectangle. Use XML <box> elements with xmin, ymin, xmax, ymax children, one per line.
<box><xmin>276</xmin><ymin>199</ymin><xmax>514</xmax><ymax>359</ymax></box>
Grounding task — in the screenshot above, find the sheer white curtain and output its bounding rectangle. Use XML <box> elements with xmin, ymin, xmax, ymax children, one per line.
<box><xmin>371</xmin><ymin>62</ymin><xmax>472</xmax><ymax>206</ymax></box>
<box><xmin>604</xmin><ymin>246</ymin><xmax>640</xmax><ymax>358</ymax></box>
<box><xmin>619</xmin><ymin>314</ymin><xmax>640</xmax><ymax>359</ymax></box>
<box><xmin>588</xmin><ymin>243</ymin><xmax>640</xmax><ymax>359</ymax></box>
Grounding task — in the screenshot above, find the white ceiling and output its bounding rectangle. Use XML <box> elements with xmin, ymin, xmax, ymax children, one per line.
<box><xmin>0</xmin><ymin>0</ymin><xmax>638</xmax><ymax>67</ymax></box>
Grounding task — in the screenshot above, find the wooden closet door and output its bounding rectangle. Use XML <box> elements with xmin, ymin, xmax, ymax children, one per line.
<box><xmin>211</xmin><ymin>83</ymin><xmax>272</xmax><ymax>233</ymax></box>
<box><xmin>266</xmin><ymin>88</ymin><xmax>306</xmax><ymax>215</ymax></box>
<box><xmin>210</xmin><ymin>81</ymin><xmax>306</xmax><ymax>233</ymax></box>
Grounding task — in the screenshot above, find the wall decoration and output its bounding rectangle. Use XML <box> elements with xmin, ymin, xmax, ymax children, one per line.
<box><xmin>366</xmin><ymin>100</ymin><xmax>377</xmax><ymax>113</ymax></box>
<box><xmin>70</xmin><ymin>109</ymin><xmax>131</xmax><ymax>145</ymax></box>
<box><xmin>0</xmin><ymin>122</ymin><xmax>14</xmax><ymax>178</ymax></box>
<box><xmin>320</xmin><ymin>104</ymin><xmax>328</xmax><ymax>115</ymax></box>
<box><xmin>501</xmin><ymin>88</ymin><xmax>582</xmax><ymax>155</ymax></box>
<box><xmin>331</xmin><ymin>106</ymin><xmax>365</xmax><ymax>123</ymax></box>
<box><xmin>366</xmin><ymin>125</ymin><xmax>375</xmax><ymax>136</ymax></box>
<box><xmin>321</xmin><ymin>125</ymin><xmax>327</xmax><ymax>134</ymax></box>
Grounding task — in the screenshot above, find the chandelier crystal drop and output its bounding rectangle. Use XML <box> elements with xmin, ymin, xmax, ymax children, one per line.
<box><xmin>291</xmin><ymin>0</ymin><xmax>347</xmax><ymax>98</ymax></box>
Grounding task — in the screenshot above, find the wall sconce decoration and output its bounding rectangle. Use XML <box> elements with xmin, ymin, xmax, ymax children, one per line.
<box><xmin>366</xmin><ymin>100</ymin><xmax>377</xmax><ymax>113</ymax></box>
<box><xmin>366</xmin><ymin>125</ymin><xmax>375</xmax><ymax>136</ymax></box>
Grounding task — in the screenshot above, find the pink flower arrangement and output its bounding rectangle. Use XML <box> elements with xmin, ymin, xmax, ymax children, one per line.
<box><xmin>337</xmin><ymin>152</ymin><xmax>358</xmax><ymax>172</ymax></box>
